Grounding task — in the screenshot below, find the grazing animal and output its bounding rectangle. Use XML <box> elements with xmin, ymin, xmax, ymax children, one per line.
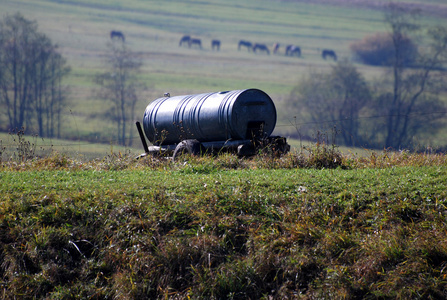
<box><xmin>179</xmin><ymin>35</ymin><xmax>191</xmax><ymax>47</ymax></box>
<box><xmin>285</xmin><ymin>45</ymin><xmax>301</xmax><ymax>57</ymax></box>
<box><xmin>211</xmin><ymin>39</ymin><xmax>221</xmax><ymax>51</ymax></box>
<box><xmin>188</xmin><ymin>38</ymin><xmax>202</xmax><ymax>49</ymax></box>
<box><xmin>273</xmin><ymin>43</ymin><xmax>280</xmax><ymax>54</ymax></box>
<box><xmin>322</xmin><ymin>49</ymin><xmax>337</xmax><ymax>61</ymax></box>
<box><xmin>238</xmin><ymin>40</ymin><xmax>252</xmax><ymax>51</ymax></box>
<box><xmin>252</xmin><ymin>43</ymin><xmax>270</xmax><ymax>55</ymax></box>
<box><xmin>110</xmin><ymin>30</ymin><xmax>125</xmax><ymax>42</ymax></box>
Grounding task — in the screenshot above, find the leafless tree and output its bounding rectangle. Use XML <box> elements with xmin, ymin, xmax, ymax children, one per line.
<box><xmin>382</xmin><ymin>3</ymin><xmax>447</xmax><ymax>149</ymax></box>
<box><xmin>95</xmin><ymin>41</ymin><xmax>144</xmax><ymax>146</ymax></box>
<box><xmin>0</xmin><ymin>13</ymin><xmax>70</xmax><ymax>137</ymax></box>
<box><xmin>288</xmin><ymin>60</ymin><xmax>371</xmax><ymax>147</ymax></box>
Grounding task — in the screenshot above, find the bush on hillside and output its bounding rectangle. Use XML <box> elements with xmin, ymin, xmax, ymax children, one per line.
<box><xmin>350</xmin><ymin>32</ymin><xmax>418</xmax><ymax>66</ymax></box>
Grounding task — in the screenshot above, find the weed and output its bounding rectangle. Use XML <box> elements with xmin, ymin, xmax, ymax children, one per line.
<box><xmin>97</xmin><ymin>151</ymin><xmax>135</xmax><ymax>171</ymax></box>
<box><xmin>8</xmin><ymin>128</ymin><xmax>38</xmax><ymax>162</ymax></box>
<box><xmin>0</xmin><ymin>139</ymin><xmax>5</xmax><ymax>162</ymax></box>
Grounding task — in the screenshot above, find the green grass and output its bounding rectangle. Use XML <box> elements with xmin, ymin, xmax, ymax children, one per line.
<box><xmin>0</xmin><ymin>132</ymin><xmax>143</xmax><ymax>161</ymax></box>
<box><xmin>1</xmin><ymin>149</ymin><xmax>447</xmax><ymax>298</ymax></box>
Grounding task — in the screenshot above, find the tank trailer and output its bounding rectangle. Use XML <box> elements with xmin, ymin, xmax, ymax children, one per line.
<box><xmin>135</xmin><ymin>89</ymin><xmax>290</xmax><ymax>160</ymax></box>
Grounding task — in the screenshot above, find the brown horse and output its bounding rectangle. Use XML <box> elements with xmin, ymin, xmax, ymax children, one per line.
<box><xmin>238</xmin><ymin>40</ymin><xmax>252</xmax><ymax>51</ymax></box>
<box><xmin>179</xmin><ymin>35</ymin><xmax>191</xmax><ymax>47</ymax></box>
<box><xmin>189</xmin><ymin>38</ymin><xmax>202</xmax><ymax>49</ymax></box>
<box><xmin>285</xmin><ymin>45</ymin><xmax>301</xmax><ymax>57</ymax></box>
<box><xmin>110</xmin><ymin>30</ymin><xmax>125</xmax><ymax>42</ymax></box>
<box><xmin>211</xmin><ymin>39</ymin><xmax>221</xmax><ymax>51</ymax></box>
<box><xmin>253</xmin><ymin>43</ymin><xmax>270</xmax><ymax>55</ymax></box>
<box><xmin>322</xmin><ymin>49</ymin><xmax>337</xmax><ymax>61</ymax></box>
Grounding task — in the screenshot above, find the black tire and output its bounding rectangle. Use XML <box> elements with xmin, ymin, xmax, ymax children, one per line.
<box><xmin>172</xmin><ymin>139</ymin><xmax>205</xmax><ymax>161</ymax></box>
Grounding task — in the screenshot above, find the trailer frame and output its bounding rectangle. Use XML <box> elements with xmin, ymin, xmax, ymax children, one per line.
<box><xmin>135</xmin><ymin>121</ymin><xmax>290</xmax><ymax>160</ymax></box>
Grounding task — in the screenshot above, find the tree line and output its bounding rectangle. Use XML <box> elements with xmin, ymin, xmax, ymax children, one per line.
<box><xmin>0</xmin><ymin>13</ymin><xmax>143</xmax><ymax>146</ymax></box>
<box><xmin>0</xmin><ymin>13</ymin><xmax>70</xmax><ymax>138</ymax></box>
<box><xmin>288</xmin><ymin>4</ymin><xmax>447</xmax><ymax>150</ymax></box>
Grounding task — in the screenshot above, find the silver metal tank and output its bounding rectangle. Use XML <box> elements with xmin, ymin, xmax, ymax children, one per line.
<box><xmin>143</xmin><ymin>89</ymin><xmax>277</xmax><ymax>145</ymax></box>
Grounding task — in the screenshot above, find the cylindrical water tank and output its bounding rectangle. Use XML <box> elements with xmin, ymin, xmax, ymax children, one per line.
<box><xmin>143</xmin><ymin>89</ymin><xmax>277</xmax><ymax>145</ymax></box>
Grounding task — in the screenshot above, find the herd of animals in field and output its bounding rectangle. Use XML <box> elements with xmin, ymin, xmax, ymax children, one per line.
<box><xmin>177</xmin><ymin>34</ymin><xmax>337</xmax><ymax>61</ymax></box>
<box><xmin>110</xmin><ymin>30</ymin><xmax>337</xmax><ymax>61</ymax></box>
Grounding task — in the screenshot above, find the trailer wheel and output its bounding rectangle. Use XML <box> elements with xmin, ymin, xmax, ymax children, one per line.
<box><xmin>173</xmin><ymin>139</ymin><xmax>205</xmax><ymax>161</ymax></box>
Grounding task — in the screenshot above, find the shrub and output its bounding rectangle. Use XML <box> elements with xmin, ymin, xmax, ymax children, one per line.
<box><xmin>350</xmin><ymin>32</ymin><xmax>418</xmax><ymax>66</ymax></box>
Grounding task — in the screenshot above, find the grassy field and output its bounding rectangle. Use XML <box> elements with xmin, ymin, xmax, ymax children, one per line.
<box><xmin>1</xmin><ymin>0</ymin><xmax>447</xmax><ymax>151</ymax></box>
<box><xmin>1</xmin><ymin>149</ymin><xmax>447</xmax><ymax>298</ymax></box>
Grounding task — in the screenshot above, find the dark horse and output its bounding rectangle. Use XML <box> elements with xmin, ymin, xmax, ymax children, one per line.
<box><xmin>179</xmin><ymin>35</ymin><xmax>191</xmax><ymax>47</ymax></box>
<box><xmin>322</xmin><ymin>49</ymin><xmax>337</xmax><ymax>61</ymax></box>
<box><xmin>238</xmin><ymin>40</ymin><xmax>252</xmax><ymax>51</ymax></box>
<box><xmin>189</xmin><ymin>38</ymin><xmax>202</xmax><ymax>49</ymax></box>
<box><xmin>211</xmin><ymin>39</ymin><xmax>221</xmax><ymax>51</ymax></box>
<box><xmin>285</xmin><ymin>45</ymin><xmax>301</xmax><ymax>57</ymax></box>
<box><xmin>110</xmin><ymin>30</ymin><xmax>125</xmax><ymax>42</ymax></box>
<box><xmin>253</xmin><ymin>43</ymin><xmax>270</xmax><ymax>55</ymax></box>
